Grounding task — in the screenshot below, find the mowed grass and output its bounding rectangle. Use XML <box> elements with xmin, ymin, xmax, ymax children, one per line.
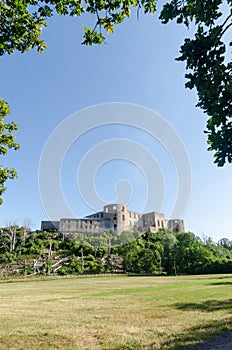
<box><xmin>0</xmin><ymin>274</ymin><xmax>232</xmax><ymax>349</ymax></box>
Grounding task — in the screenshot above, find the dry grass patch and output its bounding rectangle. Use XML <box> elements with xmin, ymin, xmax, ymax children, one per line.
<box><xmin>0</xmin><ymin>275</ymin><xmax>232</xmax><ymax>349</ymax></box>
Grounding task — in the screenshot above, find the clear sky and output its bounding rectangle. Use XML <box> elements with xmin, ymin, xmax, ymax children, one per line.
<box><xmin>0</xmin><ymin>2</ymin><xmax>231</xmax><ymax>242</ymax></box>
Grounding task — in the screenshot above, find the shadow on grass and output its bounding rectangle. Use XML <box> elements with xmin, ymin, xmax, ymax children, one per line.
<box><xmin>108</xmin><ymin>317</ymin><xmax>232</xmax><ymax>350</ymax></box>
<box><xmin>209</xmin><ymin>281</ymin><xmax>232</xmax><ymax>286</ymax></box>
<box><xmin>159</xmin><ymin>298</ymin><xmax>232</xmax><ymax>350</ymax></box>
<box><xmin>108</xmin><ymin>300</ymin><xmax>232</xmax><ymax>350</ymax></box>
<box><xmin>161</xmin><ymin>317</ymin><xmax>232</xmax><ymax>350</ymax></box>
<box><xmin>111</xmin><ymin>318</ymin><xmax>232</xmax><ymax>350</ymax></box>
<box><xmin>173</xmin><ymin>298</ymin><xmax>232</xmax><ymax>312</ymax></box>
<box><xmin>212</xmin><ymin>275</ymin><xmax>232</xmax><ymax>279</ymax></box>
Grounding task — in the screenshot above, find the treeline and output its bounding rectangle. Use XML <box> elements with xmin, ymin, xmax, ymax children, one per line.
<box><xmin>0</xmin><ymin>225</ymin><xmax>232</xmax><ymax>276</ymax></box>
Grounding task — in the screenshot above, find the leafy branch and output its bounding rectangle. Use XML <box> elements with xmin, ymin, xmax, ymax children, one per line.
<box><xmin>160</xmin><ymin>0</ymin><xmax>232</xmax><ymax>166</ymax></box>
<box><xmin>0</xmin><ymin>100</ymin><xmax>19</xmax><ymax>204</ymax></box>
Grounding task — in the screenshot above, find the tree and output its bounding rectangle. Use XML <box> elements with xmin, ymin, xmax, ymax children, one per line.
<box><xmin>21</xmin><ymin>218</ymin><xmax>32</xmax><ymax>246</ymax></box>
<box><xmin>0</xmin><ymin>0</ymin><xmax>156</xmax><ymax>53</ymax></box>
<box><xmin>0</xmin><ymin>0</ymin><xmax>152</xmax><ymax>203</ymax></box>
<box><xmin>162</xmin><ymin>230</ymin><xmax>177</xmax><ymax>274</ymax></box>
<box><xmin>4</xmin><ymin>220</ymin><xmax>18</xmax><ymax>253</ymax></box>
<box><xmin>119</xmin><ymin>239</ymin><xmax>143</xmax><ymax>272</ymax></box>
<box><xmin>174</xmin><ymin>231</ymin><xmax>218</xmax><ymax>274</ymax></box>
<box><xmin>174</xmin><ymin>231</ymin><xmax>202</xmax><ymax>273</ymax></box>
<box><xmin>143</xmin><ymin>231</ymin><xmax>164</xmax><ymax>272</ymax></box>
<box><xmin>160</xmin><ymin>0</ymin><xmax>232</xmax><ymax>166</ymax></box>
<box><xmin>0</xmin><ymin>0</ymin><xmax>231</xmax><ymax>178</ymax></box>
<box><xmin>0</xmin><ymin>100</ymin><xmax>19</xmax><ymax>204</ymax></box>
<box><xmin>218</xmin><ymin>237</ymin><xmax>232</xmax><ymax>251</ymax></box>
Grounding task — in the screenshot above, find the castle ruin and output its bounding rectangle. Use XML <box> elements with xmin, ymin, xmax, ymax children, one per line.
<box><xmin>41</xmin><ymin>204</ymin><xmax>185</xmax><ymax>236</ymax></box>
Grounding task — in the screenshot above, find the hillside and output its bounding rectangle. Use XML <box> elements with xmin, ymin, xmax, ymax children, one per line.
<box><xmin>0</xmin><ymin>227</ymin><xmax>232</xmax><ymax>277</ymax></box>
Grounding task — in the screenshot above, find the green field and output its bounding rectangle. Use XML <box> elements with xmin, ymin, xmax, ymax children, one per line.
<box><xmin>0</xmin><ymin>274</ymin><xmax>232</xmax><ymax>349</ymax></box>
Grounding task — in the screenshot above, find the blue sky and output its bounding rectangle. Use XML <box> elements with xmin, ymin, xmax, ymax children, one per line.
<box><xmin>0</xmin><ymin>3</ymin><xmax>231</xmax><ymax>242</ymax></box>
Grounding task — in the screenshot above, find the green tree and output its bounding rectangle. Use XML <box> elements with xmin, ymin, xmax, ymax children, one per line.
<box><xmin>160</xmin><ymin>0</ymin><xmax>232</xmax><ymax>166</ymax></box>
<box><xmin>137</xmin><ymin>248</ymin><xmax>157</xmax><ymax>274</ymax></box>
<box><xmin>143</xmin><ymin>231</ymin><xmax>164</xmax><ymax>272</ymax></box>
<box><xmin>119</xmin><ymin>239</ymin><xmax>143</xmax><ymax>272</ymax></box>
<box><xmin>1</xmin><ymin>0</ymin><xmax>231</xmax><ymax>189</ymax></box>
<box><xmin>0</xmin><ymin>100</ymin><xmax>19</xmax><ymax>204</ymax></box>
<box><xmin>0</xmin><ymin>1</ymin><xmax>154</xmax><ymax>202</ymax></box>
<box><xmin>174</xmin><ymin>231</ymin><xmax>222</xmax><ymax>274</ymax></box>
<box><xmin>162</xmin><ymin>230</ymin><xmax>177</xmax><ymax>274</ymax></box>
<box><xmin>0</xmin><ymin>0</ymin><xmax>156</xmax><ymax>53</ymax></box>
<box><xmin>218</xmin><ymin>237</ymin><xmax>232</xmax><ymax>251</ymax></box>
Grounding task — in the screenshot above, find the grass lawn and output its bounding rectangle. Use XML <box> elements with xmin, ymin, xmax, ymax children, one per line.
<box><xmin>0</xmin><ymin>274</ymin><xmax>231</xmax><ymax>349</ymax></box>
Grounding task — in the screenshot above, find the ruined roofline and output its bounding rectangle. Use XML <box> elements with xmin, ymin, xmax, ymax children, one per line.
<box><xmin>142</xmin><ymin>211</ymin><xmax>165</xmax><ymax>216</ymax></box>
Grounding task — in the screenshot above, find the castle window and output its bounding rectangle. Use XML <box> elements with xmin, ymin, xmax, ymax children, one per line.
<box><xmin>122</xmin><ymin>206</ymin><xmax>124</xmax><ymax>211</ymax></box>
<box><xmin>122</xmin><ymin>215</ymin><xmax>125</xmax><ymax>221</ymax></box>
<box><xmin>105</xmin><ymin>207</ymin><xmax>108</xmax><ymax>212</ymax></box>
<box><xmin>113</xmin><ymin>205</ymin><xmax>117</xmax><ymax>210</ymax></box>
<box><xmin>157</xmin><ymin>220</ymin><xmax>160</xmax><ymax>227</ymax></box>
<box><xmin>101</xmin><ymin>213</ymin><xmax>103</xmax><ymax>218</ymax></box>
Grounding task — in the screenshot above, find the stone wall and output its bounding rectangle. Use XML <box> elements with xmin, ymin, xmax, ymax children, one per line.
<box><xmin>41</xmin><ymin>204</ymin><xmax>185</xmax><ymax>236</ymax></box>
<box><xmin>167</xmin><ymin>219</ymin><xmax>185</xmax><ymax>233</ymax></box>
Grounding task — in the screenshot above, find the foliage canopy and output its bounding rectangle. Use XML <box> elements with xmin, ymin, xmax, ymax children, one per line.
<box><xmin>160</xmin><ymin>1</ymin><xmax>232</xmax><ymax>166</ymax></box>
<box><xmin>0</xmin><ymin>0</ymin><xmax>231</xmax><ymax>202</ymax></box>
<box><xmin>0</xmin><ymin>100</ymin><xmax>19</xmax><ymax>204</ymax></box>
<box><xmin>0</xmin><ymin>227</ymin><xmax>232</xmax><ymax>276</ymax></box>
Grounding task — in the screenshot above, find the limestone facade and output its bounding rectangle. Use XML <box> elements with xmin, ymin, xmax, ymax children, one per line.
<box><xmin>41</xmin><ymin>204</ymin><xmax>185</xmax><ymax>236</ymax></box>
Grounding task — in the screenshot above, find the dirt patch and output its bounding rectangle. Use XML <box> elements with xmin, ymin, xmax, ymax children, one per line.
<box><xmin>188</xmin><ymin>331</ymin><xmax>232</xmax><ymax>350</ymax></box>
